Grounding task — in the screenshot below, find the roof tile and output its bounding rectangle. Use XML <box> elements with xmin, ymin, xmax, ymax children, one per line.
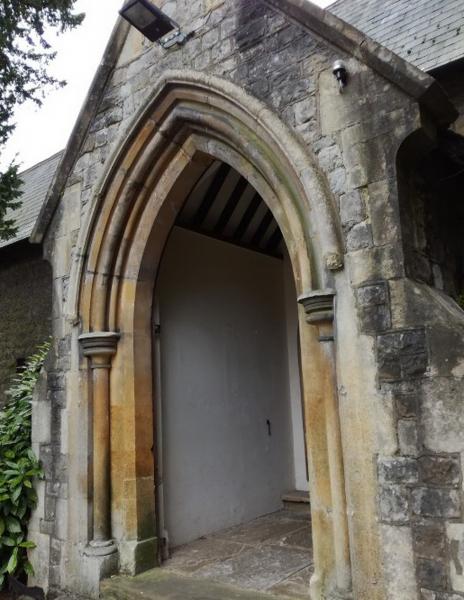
<box><xmin>0</xmin><ymin>151</ymin><xmax>63</xmax><ymax>249</ymax></box>
<box><xmin>329</xmin><ymin>0</ymin><xmax>464</xmax><ymax>71</ymax></box>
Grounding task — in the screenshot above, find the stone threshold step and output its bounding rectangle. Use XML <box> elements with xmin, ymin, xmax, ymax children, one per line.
<box><xmin>101</xmin><ymin>569</ymin><xmax>301</xmax><ymax>600</ymax></box>
<box><xmin>282</xmin><ymin>490</ymin><xmax>310</xmax><ymax>504</ymax></box>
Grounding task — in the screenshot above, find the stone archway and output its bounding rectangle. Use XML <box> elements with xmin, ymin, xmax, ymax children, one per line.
<box><xmin>74</xmin><ymin>71</ymin><xmax>350</xmax><ymax>599</ymax></box>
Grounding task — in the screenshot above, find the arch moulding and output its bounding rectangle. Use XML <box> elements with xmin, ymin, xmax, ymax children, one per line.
<box><xmin>73</xmin><ymin>71</ymin><xmax>350</xmax><ymax>599</ymax></box>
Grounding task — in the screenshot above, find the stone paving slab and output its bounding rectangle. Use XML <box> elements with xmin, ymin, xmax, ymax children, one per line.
<box><xmin>269</xmin><ymin>566</ymin><xmax>314</xmax><ymax>599</ymax></box>
<box><xmin>193</xmin><ymin>544</ymin><xmax>310</xmax><ymax>591</ymax></box>
<box><xmin>101</xmin><ymin>569</ymin><xmax>298</xmax><ymax>600</ymax></box>
<box><xmin>163</xmin><ymin>537</ymin><xmax>246</xmax><ymax>573</ymax></box>
<box><xmin>212</xmin><ymin>511</ymin><xmax>307</xmax><ymax>545</ymax></box>
<box><xmin>265</xmin><ymin>524</ymin><xmax>312</xmax><ymax>550</ymax></box>
<box><xmin>101</xmin><ymin>510</ymin><xmax>313</xmax><ymax>599</ymax></box>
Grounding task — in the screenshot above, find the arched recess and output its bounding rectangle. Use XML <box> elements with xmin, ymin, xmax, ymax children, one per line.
<box><xmin>75</xmin><ymin>71</ymin><xmax>350</xmax><ymax>599</ymax></box>
<box><xmin>396</xmin><ymin>128</ymin><xmax>464</xmax><ymax>300</ymax></box>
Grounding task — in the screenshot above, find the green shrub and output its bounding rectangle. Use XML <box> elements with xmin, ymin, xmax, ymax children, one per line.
<box><xmin>0</xmin><ymin>341</ymin><xmax>50</xmax><ymax>588</ymax></box>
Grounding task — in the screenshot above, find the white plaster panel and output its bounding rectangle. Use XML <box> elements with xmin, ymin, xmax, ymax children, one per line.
<box><xmin>157</xmin><ymin>227</ymin><xmax>295</xmax><ymax>547</ymax></box>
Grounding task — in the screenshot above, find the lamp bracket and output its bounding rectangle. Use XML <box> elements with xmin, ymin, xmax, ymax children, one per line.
<box><xmin>159</xmin><ymin>29</ymin><xmax>194</xmax><ymax>49</ymax></box>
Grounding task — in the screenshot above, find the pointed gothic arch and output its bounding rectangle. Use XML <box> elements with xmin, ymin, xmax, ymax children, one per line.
<box><xmin>73</xmin><ymin>71</ymin><xmax>350</xmax><ymax>599</ymax></box>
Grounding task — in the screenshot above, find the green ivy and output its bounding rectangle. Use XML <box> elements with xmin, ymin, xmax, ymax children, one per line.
<box><xmin>0</xmin><ymin>341</ymin><xmax>50</xmax><ymax>588</ymax></box>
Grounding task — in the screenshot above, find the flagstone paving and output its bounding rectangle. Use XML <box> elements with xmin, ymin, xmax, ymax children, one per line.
<box><xmin>102</xmin><ymin>509</ymin><xmax>313</xmax><ymax>599</ymax></box>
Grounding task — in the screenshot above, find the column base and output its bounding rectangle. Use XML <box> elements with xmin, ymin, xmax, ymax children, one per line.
<box><xmin>85</xmin><ymin>539</ymin><xmax>118</xmax><ymax>557</ymax></box>
<box><xmin>119</xmin><ymin>536</ymin><xmax>158</xmax><ymax>575</ymax></box>
<box><xmin>75</xmin><ymin>546</ymin><xmax>119</xmax><ymax>598</ymax></box>
<box><xmin>310</xmin><ymin>572</ymin><xmax>353</xmax><ymax>600</ymax></box>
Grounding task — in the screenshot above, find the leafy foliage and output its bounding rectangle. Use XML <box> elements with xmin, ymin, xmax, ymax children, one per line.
<box><xmin>0</xmin><ymin>0</ymin><xmax>84</xmax><ymax>240</ymax></box>
<box><xmin>0</xmin><ymin>163</ymin><xmax>22</xmax><ymax>241</ymax></box>
<box><xmin>0</xmin><ymin>341</ymin><xmax>50</xmax><ymax>588</ymax></box>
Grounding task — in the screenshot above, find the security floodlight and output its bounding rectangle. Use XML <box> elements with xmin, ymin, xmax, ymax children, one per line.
<box><xmin>119</xmin><ymin>0</ymin><xmax>188</xmax><ymax>47</ymax></box>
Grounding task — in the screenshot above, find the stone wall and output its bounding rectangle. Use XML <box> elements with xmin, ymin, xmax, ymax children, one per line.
<box><xmin>0</xmin><ymin>241</ymin><xmax>52</xmax><ymax>403</ymax></box>
<box><xmin>368</xmin><ymin>279</ymin><xmax>464</xmax><ymax>598</ymax></box>
<box><xmin>29</xmin><ymin>1</ymin><xmax>464</xmax><ymax>598</ymax></box>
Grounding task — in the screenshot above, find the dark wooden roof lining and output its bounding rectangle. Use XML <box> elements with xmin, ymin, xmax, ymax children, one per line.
<box><xmin>177</xmin><ymin>161</ymin><xmax>283</xmax><ymax>258</ymax></box>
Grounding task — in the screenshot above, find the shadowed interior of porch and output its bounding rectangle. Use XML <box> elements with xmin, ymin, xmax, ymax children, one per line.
<box><xmin>137</xmin><ymin>160</ymin><xmax>313</xmax><ymax>598</ymax></box>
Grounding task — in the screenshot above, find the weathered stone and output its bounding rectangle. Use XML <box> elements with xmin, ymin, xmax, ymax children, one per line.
<box><xmin>317</xmin><ymin>145</ymin><xmax>343</xmax><ymax>176</ymax></box>
<box><xmin>422</xmin><ymin>378</ymin><xmax>464</xmax><ymax>454</ymax></box>
<box><xmin>411</xmin><ymin>487</ymin><xmax>461</xmax><ymax>519</ymax></box>
<box><xmin>39</xmin><ymin>444</ymin><xmax>55</xmax><ymax>480</ymax></box>
<box><xmin>46</xmin><ymin>481</ymin><xmax>62</xmax><ymax>499</ymax></box>
<box><xmin>413</xmin><ymin>523</ymin><xmax>447</xmax><ymax>560</ymax></box>
<box><xmin>377</xmin><ymin>329</ymin><xmax>429</xmax><ymax>381</ymax></box>
<box><xmin>203</xmin><ymin>27</ymin><xmax>220</xmax><ymax>49</ymax></box>
<box><xmin>356</xmin><ymin>282</ymin><xmax>388</xmax><ymax>307</ymax></box>
<box><xmin>378</xmin><ymin>354</ymin><xmax>402</xmax><ymax>380</ymax></box>
<box><xmin>380</xmin><ymin>524</ymin><xmax>418</xmax><ymax>600</ymax></box>
<box><xmin>379</xmin><ymin>485</ymin><xmax>410</xmax><ymax>524</ymax></box>
<box><xmin>44</xmin><ymin>494</ymin><xmax>57</xmax><ymax>522</ymax></box>
<box><xmin>447</xmin><ymin>523</ymin><xmax>464</xmax><ymax>593</ymax></box>
<box><xmin>417</xmin><ymin>558</ymin><xmax>448</xmax><ymax>591</ymax></box>
<box><xmin>378</xmin><ymin>457</ymin><xmax>418</xmax><ymax>484</ymax></box>
<box><xmin>400</xmin><ymin>353</ymin><xmax>428</xmax><ymax>377</ymax></box>
<box><xmin>419</xmin><ymin>456</ymin><xmax>461</xmax><ymax>487</ymax></box>
<box><xmin>50</xmin><ymin>537</ymin><xmax>62</xmax><ymax>567</ymax></box>
<box><xmin>327</xmin><ymin>166</ymin><xmax>347</xmax><ymax>196</ymax></box>
<box><xmin>48</xmin><ymin>388</ymin><xmax>67</xmax><ymax>409</ymax></box>
<box><xmin>369</xmin><ymin>179</ymin><xmax>400</xmax><ymax>246</ymax></box>
<box><xmin>356</xmin><ymin>282</ymin><xmax>391</xmax><ymax>331</ymax></box>
<box><xmin>359</xmin><ymin>304</ymin><xmax>391</xmax><ymax>332</ymax></box>
<box><xmin>346</xmin><ymin>243</ymin><xmax>405</xmax><ymax>286</ymax></box>
<box><xmin>211</xmin><ymin>38</ymin><xmax>233</xmax><ymax>62</ymax></box>
<box><xmin>236</xmin><ymin>15</ymin><xmax>268</xmax><ymax>50</ymax></box>
<box><xmin>400</xmin><ymin>329</ymin><xmax>427</xmax><ymax>354</ymax></box>
<box><xmin>47</xmin><ymin>372</ymin><xmax>65</xmax><ymax>391</ymax></box>
<box><xmin>398</xmin><ymin>419</ymin><xmax>420</xmax><ymax>456</ymax></box>
<box><xmin>396</xmin><ymin>393</ymin><xmax>419</xmax><ymax>418</ymax></box>
<box><xmin>293</xmin><ymin>98</ymin><xmax>315</xmax><ymax>125</ymax></box>
<box><xmin>427</xmin><ymin>594</ymin><xmax>464</xmax><ymax>600</ymax></box>
<box><xmin>340</xmin><ymin>189</ymin><xmax>366</xmax><ymax>231</ymax></box>
<box><xmin>346</xmin><ymin>222</ymin><xmax>373</xmax><ymax>251</ymax></box>
<box><xmin>40</xmin><ymin>519</ymin><xmax>55</xmax><ymax>536</ymax></box>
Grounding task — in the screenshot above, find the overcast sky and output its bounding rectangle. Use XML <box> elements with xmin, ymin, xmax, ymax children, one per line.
<box><xmin>1</xmin><ymin>0</ymin><xmax>333</xmax><ymax>172</ymax></box>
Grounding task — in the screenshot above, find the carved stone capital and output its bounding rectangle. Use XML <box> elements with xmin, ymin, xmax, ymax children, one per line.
<box><xmin>298</xmin><ymin>289</ymin><xmax>336</xmax><ymax>324</ymax></box>
<box><xmin>79</xmin><ymin>332</ymin><xmax>120</xmax><ymax>360</ymax></box>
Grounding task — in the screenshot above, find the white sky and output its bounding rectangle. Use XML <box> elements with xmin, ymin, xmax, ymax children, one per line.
<box><xmin>1</xmin><ymin>0</ymin><xmax>333</xmax><ymax>171</ymax></box>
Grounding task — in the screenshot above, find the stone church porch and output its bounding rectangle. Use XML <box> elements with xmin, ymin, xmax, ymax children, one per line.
<box><xmin>101</xmin><ymin>509</ymin><xmax>312</xmax><ymax>600</ymax></box>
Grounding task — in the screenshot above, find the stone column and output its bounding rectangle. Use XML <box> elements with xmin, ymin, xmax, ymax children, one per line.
<box><xmin>79</xmin><ymin>332</ymin><xmax>120</xmax><ymax>556</ymax></box>
<box><xmin>298</xmin><ymin>290</ymin><xmax>352</xmax><ymax>596</ymax></box>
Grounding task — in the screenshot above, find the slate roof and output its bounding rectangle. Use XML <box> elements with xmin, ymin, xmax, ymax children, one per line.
<box><xmin>0</xmin><ymin>151</ymin><xmax>63</xmax><ymax>249</ymax></box>
<box><xmin>7</xmin><ymin>3</ymin><xmax>461</xmax><ymax>248</ymax></box>
<box><xmin>329</xmin><ymin>0</ymin><xmax>464</xmax><ymax>72</ymax></box>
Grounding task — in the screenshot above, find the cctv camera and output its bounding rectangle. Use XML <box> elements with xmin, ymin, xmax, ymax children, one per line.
<box><xmin>332</xmin><ymin>60</ymin><xmax>348</xmax><ymax>92</ymax></box>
